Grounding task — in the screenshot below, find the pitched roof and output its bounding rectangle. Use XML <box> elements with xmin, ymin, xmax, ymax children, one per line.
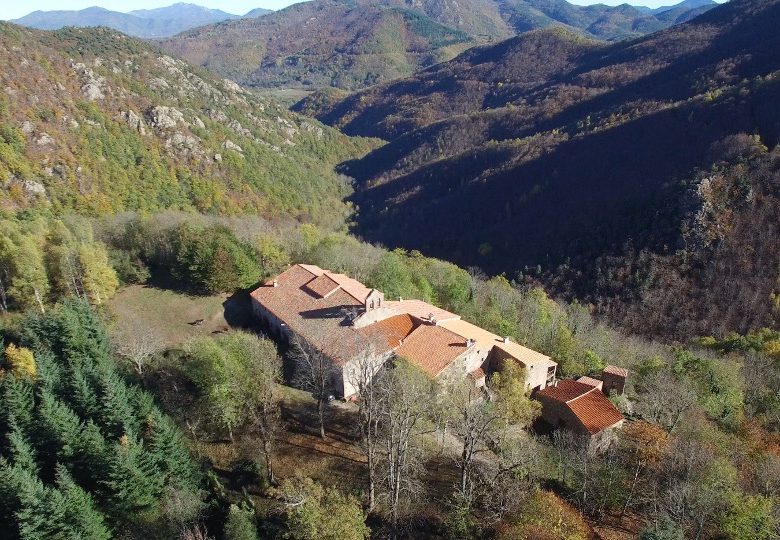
<box><xmin>536</xmin><ymin>380</ymin><xmax>624</xmax><ymax>434</ymax></box>
<box><xmin>577</xmin><ymin>376</ymin><xmax>603</xmax><ymax>388</ymax></box>
<box><xmin>469</xmin><ymin>367</ymin><xmax>486</xmax><ymax>381</ymax></box>
<box><xmin>384</xmin><ymin>299</ymin><xmax>459</xmax><ymax>324</ymax></box>
<box><xmin>361</xmin><ymin>314</ymin><xmax>418</xmax><ymax>348</ymax></box>
<box><xmin>325</xmin><ymin>272</ymin><xmax>373</xmax><ymax>303</ymax></box>
<box><xmin>395</xmin><ymin>324</ymin><xmax>469</xmax><ymax>378</ymax></box>
<box><xmin>604</xmin><ymin>365</ymin><xmax>629</xmax><ymax>377</ymax></box>
<box><xmin>536</xmin><ymin>379</ymin><xmax>594</xmax><ymax>402</ymax></box>
<box><xmin>305</xmin><ymin>274</ymin><xmax>341</xmax><ymax>298</ymax></box>
<box><xmin>250</xmin><ymin>264</ymin><xmax>390</xmax><ymax>365</ymax></box>
<box><xmin>567</xmin><ymin>390</ymin><xmax>625</xmax><ymax>434</ymax></box>
<box><xmin>440</xmin><ymin>318</ymin><xmax>556</xmax><ymax>370</ymax></box>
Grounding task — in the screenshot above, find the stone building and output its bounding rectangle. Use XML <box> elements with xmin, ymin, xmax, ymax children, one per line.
<box><xmin>535</xmin><ymin>379</ymin><xmax>625</xmax><ymax>451</ymax></box>
<box><xmin>250</xmin><ymin>264</ymin><xmax>557</xmax><ymax>398</ymax></box>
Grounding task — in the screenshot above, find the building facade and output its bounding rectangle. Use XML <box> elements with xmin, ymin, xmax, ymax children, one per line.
<box><xmin>251</xmin><ymin>264</ymin><xmax>558</xmax><ymax>398</ymax></box>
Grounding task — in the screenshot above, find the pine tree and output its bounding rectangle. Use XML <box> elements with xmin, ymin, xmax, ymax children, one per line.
<box><xmin>0</xmin><ymin>458</ymin><xmax>24</xmax><ymax>538</ymax></box>
<box><xmin>146</xmin><ymin>411</ymin><xmax>199</xmax><ymax>490</ymax></box>
<box><xmin>66</xmin><ymin>364</ymin><xmax>101</xmax><ymax>422</ymax></box>
<box><xmin>0</xmin><ymin>375</ymin><xmax>35</xmax><ymax>436</ymax></box>
<box><xmin>224</xmin><ymin>504</ymin><xmax>258</xmax><ymax>540</ymax></box>
<box><xmin>70</xmin><ymin>421</ymin><xmax>111</xmax><ymax>497</ymax></box>
<box><xmin>7</xmin><ymin>428</ymin><xmax>39</xmax><ymax>475</ymax></box>
<box><xmin>102</xmin><ymin>436</ymin><xmax>163</xmax><ymax>520</ymax></box>
<box><xmin>55</xmin><ymin>465</ymin><xmax>112</xmax><ymax>540</ymax></box>
<box><xmin>15</xmin><ymin>466</ymin><xmax>65</xmax><ymax>540</ymax></box>
<box><xmin>36</xmin><ymin>389</ymin><xmax>83</xmax><ymax>469</ymax></box>
<box><xmin>95</xmin><ymin>366</ymin><xmax>138</xmax><ymax>439</ymax></box>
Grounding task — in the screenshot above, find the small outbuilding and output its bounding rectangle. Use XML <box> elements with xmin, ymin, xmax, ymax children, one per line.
<box><xmin>535</xmin><ymin>379</ymin><xmax>624</xmax><ymax>451</ymax></box>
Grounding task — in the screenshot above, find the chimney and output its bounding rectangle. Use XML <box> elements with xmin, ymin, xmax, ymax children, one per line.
<box><xmin>466</xmin><ymin>338</ymin><xmax>475</xmax><ymax>347</ymax></box>
<box><xmin>503</xmin><ymin>336</ymin><xmax>510</xmax><ymax>344</ymax></box>
<box><xmin>272</xmin><ymin>279</ymin><xmax>278</xmax><ymax>287</ymax></box>
<box><xmin>399</xmin><ymin>296</ymin><xmax>403</xmax><ymax>302</ymax></box>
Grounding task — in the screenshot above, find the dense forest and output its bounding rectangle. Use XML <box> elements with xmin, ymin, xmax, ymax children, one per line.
<box><xmin>300</xmin><ymin>0</ymin><xmax>780</xmax><ymax>338</ymax></box>
<box><xmin>160</xmin><ymin>0</ymin><xmax>717</xmax><ymax>93</ymax></box>
<box><xmin>0</xmin><ymin>1</ymin><xmax>779</xmax><ymax>538</ymax></box>
<box><xmin>1</xmin><ymin>209</ymin><xmax>779</xmax><ymax>538</ymax></box>
<box><xmin>0</xmin><ymin>23</ymin><xmax>375</xmax><ymax>225</ymax></box>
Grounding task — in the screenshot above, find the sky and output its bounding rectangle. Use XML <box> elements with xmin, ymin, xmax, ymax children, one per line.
<box><xmin>0</xmin><ymin>0</ymin><xmax>727</xmax><ymax>21</ymax></box>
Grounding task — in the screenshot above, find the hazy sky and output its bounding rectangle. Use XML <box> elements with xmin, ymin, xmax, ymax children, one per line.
<box><xmin>0</xmin><ymin>0</ymin><xmax>727</xmax><ymax>21</ymax></box>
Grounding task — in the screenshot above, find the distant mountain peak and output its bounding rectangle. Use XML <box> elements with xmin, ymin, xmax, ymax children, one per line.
<box><xmin>11</xmin><ymin>3</ymin><xmax>272</xmax><ymax>38</ymax></box>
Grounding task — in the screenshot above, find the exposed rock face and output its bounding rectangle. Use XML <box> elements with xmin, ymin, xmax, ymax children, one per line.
<box><xmin>71</xmin><ymin>61</ymin><xmax>108</xmax><ymax>100</ymax></box>
<box><xmin>21</xmin><ymin>179</ymin><xmax>46</xmax><ymax>196</ymax></box>
<box><xmin>223</xmin><ymin>139</ymin><xmax>243</xmax><ymax>153</ymax></box>
<box><xmin>145</xmin><ymin>105</ymin><xmax>186</xmax><ymax>130</ymax></box>
<box><xmin>82</xmin><ymin>84</ymin><xmax>102</xmax><ymax>100</ymax></box>
<box><xmin>301</xmin><ymin>121</ymin><xmax>324</xmax><ymax>140</ymax></box>
<box><xmin>120</xmin><ymin>110</ymin><xmax>146</xmax><ymax>135</ymax></box>
<box><xmin>227</xmin><ymin>119</ymin><xmax>252</xmax><ymax>138</ymax></box>
<box><xmin>34</xmin><ymin>133</ymin><xmax>55</xmax><ymax>147</ymax></box>
<box><xmin>165</xmin><ymin>132</ymin><xmax>202</xmax><ymax>155</ymax></box>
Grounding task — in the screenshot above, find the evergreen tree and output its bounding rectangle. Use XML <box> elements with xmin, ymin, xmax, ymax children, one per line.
<box><xmin>55</xmin><ymin>465</ymin><xmax>112</xmax><ymax>540</ymax></box>
<box><xmin>103</xmin><ymin>436</ymin><xmax>163</xmax><ymax>520</ymax></box>
<box><xmin>0</xmin><ymin>376</ymin><xmax>35</xmax><ymax>436</ymax></box>
<box><xmin>223</xmin><ymin>504</ymin><xmax>258</xmax><ymax>540</ymax></box>
<box><xmin>146</xmin><ymin>411</ymin><xmax>199</xmax><ymax>489</ymax></box>
<box><xmin>36</xmin><ymin>389</ymin><xmax>83</xmax><ymax>470</ymax></box>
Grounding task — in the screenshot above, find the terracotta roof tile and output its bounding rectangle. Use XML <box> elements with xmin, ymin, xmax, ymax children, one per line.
<box><xmin>536</xmin><ymin>380</ymin><xmax>624</xmax><ymax>434</ymax></box>
<box><xmin>360</xmin><ymin>314</ymin><xmax>418</xmax><ymax>348</ymax></box>
<box><xmin>577</xmin><ymin>376</ymin><xmax>603</xmax><ymax>389</ymax></box>
<box><xmin>384</xmin><ymin>299</ymin><xmax>459</xmax><ymax>323</ymax></box>
<box><xmin>251</xmin><ymin>265</ymin><xmax>389</xmax><ymax>366</ymax></box>
<box><xmin>305</xmin><ymin>274</ymin><xmax>341</xmax><ymax>298</ymax></box>
<box><xmin>395</xmin><ymin>324</ymin><xmax>468</xmax><ymax>378</ymax></box>
<box><xmin>604</xmin><ymin>365</ymin><xmax>628</xmax><ymax>377</ymax></box>
<box><xmin>469</xmin><ymin>367</ymin><xmax>486</xmax><ymax>381</ymax></box>
<box><xmin>567</xmin><ymin>390</ymin><xmax>624</xmax><ymax>434</ymax></box>
<box><xmin>439</xmin><ymin>319</ymin><xmax>556</xmax><ymax>371</ymax></box>
<box><xmin>536</xmin><ymin>380</ymin><xmax>593</xmax><ymax>402</ymax></box>
<box><xmin>326</xmin><ymin>273</ymin><xmax>373</xmax><ymax>303</ymax></box>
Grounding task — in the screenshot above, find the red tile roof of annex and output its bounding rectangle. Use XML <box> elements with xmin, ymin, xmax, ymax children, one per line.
<box><xmin>536</xmin><ymin>380</ymin><xmax>624</xmax><ymax>434</ymax></box>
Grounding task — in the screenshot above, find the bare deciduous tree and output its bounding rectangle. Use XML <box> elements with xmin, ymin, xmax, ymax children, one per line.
<box><xmin>290</xmin><ymin>335</ymin><xmax>338</xmax><ymax>439</ymax></box>
<box><xmin>446</xmin><ymin>380</ymin><xmax>505</xmax><ymax>503</ymax></box>
<box><xmin>375</xmin><ymin>359</ymin><xmax>434</xmax><ymax>535</ymax></box>
<box><xmin>346</xmin><ymin>346</ymin><xmax>384</xmax><ymax>511</ymax></box>
<box><xmin>112</xmin><ymin>323</ymin><xmax>165</xmax><ymax>376</ymax></box>
<box><xmin>636</xmin><ymin>370</ymin><xmax>697</xmax><ymax>431</ymax></box>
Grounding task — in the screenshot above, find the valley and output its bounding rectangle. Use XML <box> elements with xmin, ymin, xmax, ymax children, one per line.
<box><xmin>0</xmin><ymin>1</ymin><xmax>779</xmax><ymax>540</ymax></box>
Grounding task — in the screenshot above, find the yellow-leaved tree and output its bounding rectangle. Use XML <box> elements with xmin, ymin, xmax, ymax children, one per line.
<box><xmin>3</xmin><ymin>343</ymin><xmax>36</xmax><ymax>379</ymax></box>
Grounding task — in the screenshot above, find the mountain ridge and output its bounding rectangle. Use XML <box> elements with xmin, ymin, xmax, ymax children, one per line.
<box><xmin>304</xmin><ymin>0</ymin><xmax>780</xmax><ymax>337</ymax></box>
<box><xmin>11</xmin><ymin>3</ymin><xmax>272</xmax><ymax>39</ymax></box>
<box><xmin>160</xmin><ymin>0</ymin><xmax>718</xmax><ymax>91</ymax></box>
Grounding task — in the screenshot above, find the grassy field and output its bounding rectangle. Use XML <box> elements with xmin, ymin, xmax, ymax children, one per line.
<box><xmin>106</xmin><ymin>284</ymin><xmax>254</xmax><ymax>348</ymax></box>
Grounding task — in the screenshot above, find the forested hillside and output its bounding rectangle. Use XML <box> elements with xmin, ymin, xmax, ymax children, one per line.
<box><xmin>160</xmin><ymin>0</ymin><xmax>715</xmax><ymax>92</ymax></box>
<box><xmin>306</xmin><ymin>0</ymin><xmax>780</xmax><ymax>338</ymax></box>
<box><xmin>159</xmin><ymin>0</ymin><xmax>474</xmax><ymax>92</ymax></box>
<box><xmin>0</xmin><ymin>23</ymin><xmax>374</xmax><ymax>226</ymax></box>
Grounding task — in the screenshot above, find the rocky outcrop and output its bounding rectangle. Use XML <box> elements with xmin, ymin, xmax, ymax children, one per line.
<box><xmin>120</xmin><ymin>110</ymin><xmax>146</xmax><ymax>135</ymax></box>
<box><xmin>145</xmin><ymin>105</ymin><xmax>186</xmax><ymax>130</ymax></box>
